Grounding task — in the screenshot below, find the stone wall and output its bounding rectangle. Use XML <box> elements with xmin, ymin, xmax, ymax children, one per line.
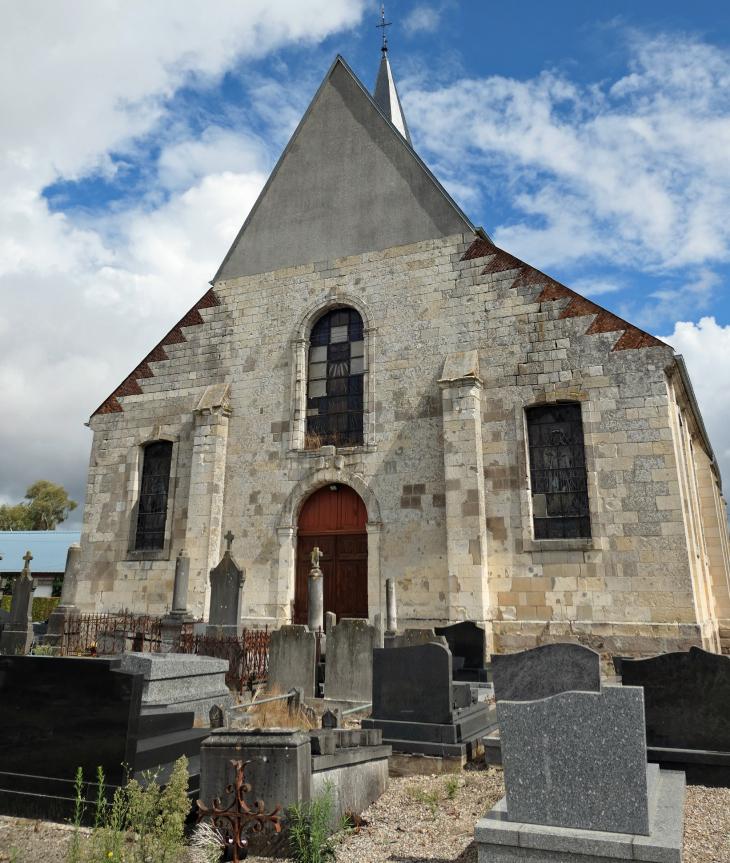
<box><xmin>78</xmin><ymin>231</ymin><xmax>730</xmax><ymax>657</ymax></box>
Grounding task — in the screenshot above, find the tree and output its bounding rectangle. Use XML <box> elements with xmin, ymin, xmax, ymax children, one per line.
<box><xmin>0</xmin><ymin>480</ymin><xmax>78</xmax><ymax>531</ymax></box>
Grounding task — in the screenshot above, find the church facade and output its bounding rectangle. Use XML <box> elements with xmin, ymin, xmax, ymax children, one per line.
<box><xmin>75</xmin><ymin>54</ymin><xmax>730</xmax><ymax>658</ymax></box>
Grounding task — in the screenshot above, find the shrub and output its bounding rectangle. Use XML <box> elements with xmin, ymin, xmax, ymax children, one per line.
<box><xmin>33</xmin><ymin>596</ymin><xmax>60</xmax><ymax>621</ymax></box>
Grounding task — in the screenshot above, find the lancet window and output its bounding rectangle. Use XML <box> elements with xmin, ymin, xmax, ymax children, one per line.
<box><xmin>526</xmin><ymin>403</ymin><xmax>591</xmax><ymax>539</ymax></box>
<box><xmin>306</xmin><ymin>308</ymin><xmax>364</xmax><ymax>447</ymax></box>
<box><xmin>134</xmin><ymin>441</ymin><xmax>173</xmax><ymax>550</ymax></box>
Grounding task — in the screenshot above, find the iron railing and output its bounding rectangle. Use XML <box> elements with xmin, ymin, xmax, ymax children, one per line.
<box><xmin>61</xmin><ymin>611</ymin><xmax>170</xmax><ymax>655</ymax></box>
<box><xmin>177</xmin><ymin>629</ymin><xmax>270</xmax><ymax>693</ymax></box>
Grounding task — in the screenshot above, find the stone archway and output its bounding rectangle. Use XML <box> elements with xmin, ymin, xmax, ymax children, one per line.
<box><xmin>274</xmin><ymin>463</ymin><xmax>382</xmax><ymax>625</ymax></box>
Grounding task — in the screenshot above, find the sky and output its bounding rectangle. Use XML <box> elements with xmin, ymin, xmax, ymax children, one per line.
<box><xmin>2</xmin><ymin>0</ymin><xmax>730</xmax><ymax>529</ymax></box>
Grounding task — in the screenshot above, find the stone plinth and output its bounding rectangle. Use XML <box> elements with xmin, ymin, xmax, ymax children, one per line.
<box><xmin>206</xmin><ymin>545</ymin><xmax>245</xmax><ymax>637</ymax></box>
<box><xmin>118</xmin><ymin>653</ymin><xmax>231</xmax><ymax>724</ymax></box>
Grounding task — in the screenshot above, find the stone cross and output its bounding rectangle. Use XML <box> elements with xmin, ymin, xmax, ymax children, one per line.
<box><xmin>22</xmin><ymin>551</ymin><xmax>33</xmax><ymax>571</ymax></box>
<box><xmin>224</xmin><ymin>530</ymin><xmax>234</xmax><ymax>553</ymax></box>
<box><xmin>310</xmin><ymin>546</ymin><xmax>323</xmax><ymax>570</ymax></box>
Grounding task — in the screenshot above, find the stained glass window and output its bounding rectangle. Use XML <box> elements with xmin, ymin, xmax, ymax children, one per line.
<box><xmin>306</xmin><ymin>308</ymin><xmax>364</xmax><ymax>447</ymax></box>
<box><xmin>526</xmin><ymin>403</ymin><xmax>591</xmax><ymax>540</ymax></box>
<box><xmin>135</xmin><ymin>441</ymin><xmax>173</xmax><ymax>550</ymax></box>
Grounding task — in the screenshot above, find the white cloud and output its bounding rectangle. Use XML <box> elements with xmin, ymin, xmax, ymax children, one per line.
<box><xmin>404</xmin><ymin>33</ymin><xmax>730</xmax><ymax>278</ymax></box>
<box><xmin>571</xmin><ymin>278</ymin><xmax>624</xmax><ymax>298</ymax></box>
<box><xmin>0</xmin><ymin>1</ymin><xmax>367</xmax><ymax>516</ymax></box>
<box><xmin>659</xmin><ymin>317</ymin><xmax>730</xmax><ymax>486</ymax></box>
<box><xmin>404</xmin><ymin>5</ymin><xmax>442</xmax><ymax>35</ymax></box>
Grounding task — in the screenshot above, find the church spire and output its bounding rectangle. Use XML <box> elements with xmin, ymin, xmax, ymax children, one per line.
<box><xmin>373</xmin><ymin>6</ymin><xmax>412</xmax><ymax>145</ymax></box>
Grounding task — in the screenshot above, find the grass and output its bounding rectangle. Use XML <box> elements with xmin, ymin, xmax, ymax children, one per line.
<box><xmin>408</xmin><ymin>785</ymin><xmax>440</xmax><ymax>819</ymax></box>
<box><xmin>242</xmin><ymin>685</ymin><xmax>317</xmax><ymax>730</ymax></box>
<box><xmin>289</xmin><ymin>782</ymin><xmax>348</xmax><ymax>863</ymax></box>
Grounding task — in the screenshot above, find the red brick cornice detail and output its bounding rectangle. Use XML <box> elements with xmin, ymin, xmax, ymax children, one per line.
<box><xmin>460</xmin><ymin>239</ymin><xmax>664</xmax><ymax>352</ymax></box>
<box><xmin>92</xmin><ymin>288</ymin><xmax>220</xmax><ymax>416</ymax></box>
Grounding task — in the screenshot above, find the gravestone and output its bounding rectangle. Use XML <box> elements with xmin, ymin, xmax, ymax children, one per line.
<box><xmin>44</xmin><ymin>542</ymin><xmax>82</xmax><ymax>648</ymax></box>
<box><xmin>206</xmin><ymin>532</ymin><xmax>245</xmax><ymax>637</ymax></box>
<box><xmin>119</xmin><ymin>652</ymin><xmax>231</xmax><ymax>724</ymax></box>
<box><xmin>389</xmin><ymin>628</ymin><xmax>448</xmax><ymax>649</ymax></box>
<box><xmin>267</xmin><ymin>625</ymin><xmax>317</xmax><ymax>698</ymax></box>
<box><xmin>321</xmin><ymin>708</ymin><xmax>340</xmax><ymax>728</ymax></box>
<box><xmin>435</xmin><ymin>621</ymin><xmax>485</xmax><ymax>669</ymax></box>
<box><xmin>500</xmin><ymin>687</ymin><xmax>652</xmax><ymax>834</ymax></box>
<box><xmin>0</xmin><ymin>552</ymin><xmax>35</xmax><ymax>656</ymax></box>
<box><xmin>621</xmin><ymin>646</ymin><xmax>730</xmax><ymax>751</ymax></box>
<box><xmin>0</xmin><ymin>608</ymin><xmax>8</xmax><ymax>633</ymax></box>
<box><xmin>363</xmin><ymin>643</ymin><xmax>496</xmax><ymax>759</ymax></box>
<box><xmin>324</xmin><ymin>617</ymin><xmax>376</xmax><ymax>702</ymax></box>
<box><xmin>491</xmin><ymin>642</ymin><xmax>601</xmax><ymax>702</ymax></box>
<box><xmin>475</xmin><ymin>687</ymin><xmax>686</xmax><ymax>863</ymax></box>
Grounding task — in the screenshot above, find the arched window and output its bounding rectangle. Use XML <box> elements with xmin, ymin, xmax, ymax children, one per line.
<box><xmin>134</xmin><ymin>441</ymin><xmax>173</xmax><ymax>550</ymax></box>
<box><xmin>526</xmin><ymin>403</ymin><xmax>591</xmax><ymax>539</ymax></box>
<box><xmin>306</xmin><ymin>308</ymin><xmax>364</xmax><ymax>447</ymax></box>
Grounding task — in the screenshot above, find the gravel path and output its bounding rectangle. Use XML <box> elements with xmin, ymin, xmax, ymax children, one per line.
<box><xmin>1</xmin><ymin>769</ymin><xmax>729</xmax><ymax>862</ymax></box>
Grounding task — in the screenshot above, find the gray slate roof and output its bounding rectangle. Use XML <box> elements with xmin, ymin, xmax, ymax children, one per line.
<box><xmin>0</xmin><ymin>531</ymin><xmax>81</xmax><ymax>574</ymax></box>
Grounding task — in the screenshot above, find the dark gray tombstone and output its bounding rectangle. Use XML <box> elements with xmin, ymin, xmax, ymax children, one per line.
<box><xmin>498</xmin><ymin>687</ymin><xmax>653</xmax><ymax>835</ymax></box>
<box><xmin>491</xmin><ymin>642</ymin><xmax>601</xmax><ymax>702</ymax></box>
<box><xmin>372</xmin><ymin>642</ymin><xmax>453</xmax><ymax>724</ymax></box>
<box><xmin>321</xmin><ymin>708</ymin><xmax>340</xmax><ymax>728</ymax></box>
<box><xmin>364</xmin><ymin>642</ymin><xmax>497</xmax><ymax>758</ymax></box>
<box><xmin>389</xmin><ymin>628</ymin><xmax>448</xmax><ymax>649</ymax></box>
<box><xmin>44</xmin><ymin>542</ymin><xmax>82</xmax><ymax>648</ymax></box>
<box><xmin>0</xmin><ymin>552</ymin><xmax>35</xmax><ymax>656</ymax></box>
<box><xmin>209</xmin><ymin>704</ymin><xmax>224</xmax><ymax>728</ymax></box>
<box><xmin>324</xmin><ymin>618</ymin><xmax>375</xmax><ymax>702</ymax></box>
<box><xmin>622</xmin><ymin>646</ymin><xmax>730</xmax><ymax>755</ymax></box>
<box><xmin>435</xmin><ymin>621</ymin><xmax>486</xmax><ymax>669</ymax></box>
<box><xmin>267</xmin><ymin>625</ymin><xmax>317</xmax><ymax>698</ymax></box>
<box><xmin>206</xmin><ymin>532</ymin><xmax>245</xmax><ymax>637</ymax></box>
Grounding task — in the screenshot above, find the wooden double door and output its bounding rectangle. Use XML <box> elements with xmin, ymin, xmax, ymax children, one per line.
<box><xmin>294</xmin><ymin>485</ymin><xmax>368</xmax><ymax>624</ymax></box>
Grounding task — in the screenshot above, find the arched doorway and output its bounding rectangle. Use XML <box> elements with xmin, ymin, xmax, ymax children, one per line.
<box><xmin>294</xmin><ymin>484</ymin><xmax>368</xmax><ymax>624</ymax></box>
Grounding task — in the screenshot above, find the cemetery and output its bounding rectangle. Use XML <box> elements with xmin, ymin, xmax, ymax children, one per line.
<box><xmin>0</xmin><ymin>539</ymin><xmax>730</xmax><ymax>861</ymax></box>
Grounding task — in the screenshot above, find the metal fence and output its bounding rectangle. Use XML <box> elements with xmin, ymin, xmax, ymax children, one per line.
<box><xmin>60</xmin><ymin>612</ymin><xmax>270</xmax><ymax>692</ymax></box>
<box><xmin>177</xmin><ymin>629</ymin><xmax>270</xmax><ymax>693</ymax></box>
<box><xmin>61</xmin><ymin>611</ymin><xmax>167</xmax><ymax>655</ymax></box>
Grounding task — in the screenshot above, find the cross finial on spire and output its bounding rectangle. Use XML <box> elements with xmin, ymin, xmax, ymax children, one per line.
<box><xmin>376</xmin><ymin>5</ymin><xmax>391</xmax><ymax>53</ymax></box>
<box><xmin>224</xmin><ymin>531</ymin><xmax>234</xmax><ymax>553</ymax></box>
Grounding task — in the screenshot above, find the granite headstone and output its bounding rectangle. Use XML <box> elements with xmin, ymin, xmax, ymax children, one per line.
<box><xmin>498</xmin><ymin>686</ymin><xmax>652</xmax><ymax>835</ymax></box>
<box><xmin>372</xmin><ymin>642</ymin><xmax>453</xmax><ymax>724</ymax></box>
<box><xmin>434</xmin><ymin>621</ymin><xmax>485</xmax><ymax>669</ymax></box>
<box><xmin>492</xmin><ymin>642</ymin><xmax>601</xmax><ymax>702</ymax></box>
<box><xmin>621</xmin><ymin>646</ymin><xmax>730</xmax><ymax>751</ymax></box>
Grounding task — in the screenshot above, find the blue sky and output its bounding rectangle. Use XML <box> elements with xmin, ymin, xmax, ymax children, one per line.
<box><xmin>2</xmin><ymin>0</ymin><xmax>730</xmax><ymax>526</ymax></box>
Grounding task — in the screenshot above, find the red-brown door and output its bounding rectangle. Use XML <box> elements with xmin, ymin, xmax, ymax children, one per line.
<box><xmin>294</xmin><ymin>485</ymin><xmax>368</xmax><ymax>624</ymax></box>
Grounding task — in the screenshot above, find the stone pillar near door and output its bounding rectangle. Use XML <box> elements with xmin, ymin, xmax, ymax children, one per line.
<box><xmin>276</xmin><ymin>526</ymin><xmax>297</xmax><ymax>624</ymax></box>
<box><xmin>438</xmin><ymin>351</ymin><xmax>491</xmax><ymax>651</ymax></box>
<box><xmin>185</xmin><ymin>384</ymin><xmax>231</xmax><ymax>620</ymax></box>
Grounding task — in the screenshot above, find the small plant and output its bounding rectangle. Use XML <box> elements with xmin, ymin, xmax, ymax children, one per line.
<box><xmin>33</xmin><ymin>644</ymin><xmax>54</xmax><ymax>656</ymax></box>
<box><xmin>289</xmin><ymin>782</ymin><xmax>340</xmax><ymax>863</ymax></box>
<box><xmin>189</xmin><ymin>821</ymin><xmax>226</xmax><ymax>863</ymax></box>
<box><xmin>67</xmin><ymin>766</ymin><xmax>85</xmax><ymax>863</ymax></box>
<box><xmin>408</xmin><ymin>784</ymin><xmax>440</xmax><ymax>819</ymax></box>
<box><xmin>445</xmin><ymin>774</ymin><xmax>459</xmax><ymax>799</ymax></box>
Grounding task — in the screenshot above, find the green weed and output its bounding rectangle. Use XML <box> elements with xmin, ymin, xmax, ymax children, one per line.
<box><xmin>289</xmin><ymin>782</ymin><xmax>341</xmax><ymax>863</ymax></box>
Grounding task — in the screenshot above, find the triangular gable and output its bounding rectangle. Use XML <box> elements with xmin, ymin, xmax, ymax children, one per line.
<box><xmin>213</xmin><ymin>55</ymin><xmax>474</xmax><ymax>283</ymax></box>
<box><xmin>461</xmin><ymin>239</ymin><xmax>665</xmax><ymax>352</ymax></box>
<box><xmin>92</xmin><ymin>289</ymin><xmax>219</xmax><ymax>416</ymax></box>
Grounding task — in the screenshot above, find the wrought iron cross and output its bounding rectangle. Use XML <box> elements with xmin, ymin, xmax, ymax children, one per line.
<box><xmin>224</xmin><ymin>531</ymin><xmax>234</xmax><ymax>553</ymax></box>
<box><xmin>376</xmin><ymin>4</ymin><xmax>391</xmax><ymax>53</ymax></box>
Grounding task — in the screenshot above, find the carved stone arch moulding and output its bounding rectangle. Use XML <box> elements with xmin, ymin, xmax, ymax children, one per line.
<box><xmin>278</xmin><ymin>464</ymin><xmax>382</xmax><ymax>530</ymax></box>
<box><xmin>294</xmin><ymin>293</ymin><xmax>374</xmax><ymax>341</ymax></box>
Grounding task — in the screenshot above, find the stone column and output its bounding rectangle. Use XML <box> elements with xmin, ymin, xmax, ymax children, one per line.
<box><xmin>43</xmin><ymin>542</ymin><xmax>82</xmax><ymax>649</ymax></box>
<box><xmin>185</xmin><ymin>384</ymin><xmax>231</xmax><ymax>619</ymax></box>
<box><xmin>275</xmin><ymin>526</ymin><xmax>297</xmax><ymax>624</ymax></box>
<box><xmin>1</xmin><ymin>551</ymin><xmax>35</xmax><ymax>655</ymax></box>
<box><xmin>385</xmin><ymin>578</ymin><xmax>397</xmax><ymax>634</ymax></box>
<box><xmin>307</xmin><ymin>548</ymin><xmax>324</xmax><ymax>634</ymax></box>
<box><xmin>160</xmin><ymin>549</ymin><xmax>194</xmax><ymax>652</ymax></box>
<box><xmin>366</xmin><ymin>521</ymin><xmax>382</xmax><ymax>621</ymax></box>
<box><xmin>438</xmin><ymin>351</ymin><xmax>491</xmax><ymax>643</ymax></box>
